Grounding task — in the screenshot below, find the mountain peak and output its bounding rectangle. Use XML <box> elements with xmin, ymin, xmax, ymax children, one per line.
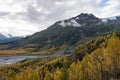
<box><xmin>8</xmin><ymin>34</ymin><xmax>13</xmax><ymax>38</ymax></box>
<box><xmin>1</xmin><ymin>33</ymin><xmax>13</xmax><ymax>38</ymax></box>
<box><xmin>76</xmin><ymin>13</ymin><xmax>97</xmax><ymax>19</ymax></box>
<box><xmin>0</xmin><ymin>33</ymin><xmax>7</xmax><ymax>40</ymax></box>
<box><xmin>54</xmin><ymin>13</ymin><xmax>100</xmax><ymax>28</ymax></box>
<box><xmin>79</xmin><ymin>13</ymin><xmax>93</xmax><ymax>16</ymax></box>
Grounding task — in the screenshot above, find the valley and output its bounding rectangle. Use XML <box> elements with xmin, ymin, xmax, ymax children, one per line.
<box><xmin>0</xmin><ymin>13</ymin><xmax>120</xmax><ymax>80</ymax></box>
<box><xmin>0</xmin><ymin>32</ymin><xmax>120</xmax><ymax>80</ymax></box>
<box><xmin>0</xmin><ymin>13</ymin><xmax>120</xmax><ymax>55</ymax></box>
<box><xmin>0</xmin><ymin>0</ymin><xmax>120</xmax><ymax>79</ymax></box>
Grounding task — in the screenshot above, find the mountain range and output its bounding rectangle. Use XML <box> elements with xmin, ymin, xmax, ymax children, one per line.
<box><xmin>0</xmin><ymin>33</ymin><xmax>23</xmax><ymax>44</ymax></box>
<box><xmin>0</xmin><ymin>33</ymin><xmax>9</xmax><ymax>40</ymax></box>
<box><xmin>0</xmin><ymin>13</ymin><xmax>120</xmax><ymax>54</ymax></box>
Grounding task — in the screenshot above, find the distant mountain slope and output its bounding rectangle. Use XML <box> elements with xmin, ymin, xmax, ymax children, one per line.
<box><xmin>1</xmin><ymin>13</ymin><xmax>120</xmax><ymax>55</ymax></box>
<box><xmin>0</xmin><ymin>37</ymin><xmax>23</xmax><ymax>44</ymax></box>
<box><xmin>0</xmin><ymin>33</ymin><xmax>23</xmax><ymax>44</ymax></box>
<box><xmin>0</xmin><ymin>33</ymin><xmax>8</xmax><ymax>40</ymax></box>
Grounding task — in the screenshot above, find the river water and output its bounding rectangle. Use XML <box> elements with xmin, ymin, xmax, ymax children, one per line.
<box><xmin>0</xmin><ymin>55</ymin><xmax>51</xmax><ymax>66</ymax></box>
<box><xmin>0</xmin><ymin>47</ymin><xmax>73</xmax><ymax>66</ymax></box>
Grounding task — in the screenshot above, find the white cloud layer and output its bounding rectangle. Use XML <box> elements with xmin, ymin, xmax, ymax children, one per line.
<box><xmin>0</xmin><ymin>0</ymin><xmax>120</xmax><ymax>36</ymax></box>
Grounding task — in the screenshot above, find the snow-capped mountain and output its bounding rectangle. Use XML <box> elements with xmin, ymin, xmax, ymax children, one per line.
<box><xmin>0</xmin><ymin>33</ymin><xmax>8</xmax><ymax>40</ymax></box>
<box><xmin>0</xmin><ymin>33</ymin><xmax>23</xmax><ymax>44</ymax></box>
<box><xmin>1</xmin><ymin>13</ymin><xmax>120</xmax><ymax>51</ymax></box>
<box><xmin>101</xmin><ymin>15</ymin><xmax>120</xmax><ymax>23</ymax></box>
<box><xmin>57</xmin><ymin>13</ymin><xmax>101</xmax><ymax>28</ymax></box>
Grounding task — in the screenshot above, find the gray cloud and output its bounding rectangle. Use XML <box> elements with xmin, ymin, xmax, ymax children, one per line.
<box><xmin>0</xmin><ymin>12</ymin><xmax>10</xmax><ymax>17</ymax></box>
<box><xmin>0</xmin><ymin>0</ymin><xmax>120</xmax><ymax>36</ymax></box>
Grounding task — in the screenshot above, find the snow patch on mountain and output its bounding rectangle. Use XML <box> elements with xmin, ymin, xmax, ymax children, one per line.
<box><xmin>75</xmin><ymin>17</ymin><xmax>79</xmax><ymax>20</ymax></box>
<box><xmin>101</xmin><ymin>18</ymin><xmax>108</xmax><ymax>23</ymax></box>
<box><xmin>108</xmin><ymin>16</ymin><xmax>117</xmax><ymax>20</ymax></box>
<box><xmin>59</xmin><ymin>21</ymin><xmax>66</xmax><ymax>27</ymax></box>
<box><xmin>2</xmin><ymin>33</ymin><xmax>13</xmax><ymax>38</ymax></box>
<box><xmin>70</xmin><ymin>19</ymin><xmax>81</xmax><ymax>27</ymax></box>
<box><xmin>101</xmin><ymin>16</ymin><xmax>117</xmax><ymax>23</ymax></box>
<box><xmin>59</xmin><ymin>19</ymin><xmax>81</xmax><ymax>27</ymax></box>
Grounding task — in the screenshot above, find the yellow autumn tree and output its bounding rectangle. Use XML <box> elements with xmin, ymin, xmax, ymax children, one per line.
<box><xmin>105</xmin><ymin>35</ymin><xmax>120</xmax><ymax>79</ymax></box>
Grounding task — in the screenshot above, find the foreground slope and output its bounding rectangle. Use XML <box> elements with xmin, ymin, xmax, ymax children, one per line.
<box><xmin>0</xmin><ymin>32</ymin><xmax>120</xmax><ymax>80</ymax></box>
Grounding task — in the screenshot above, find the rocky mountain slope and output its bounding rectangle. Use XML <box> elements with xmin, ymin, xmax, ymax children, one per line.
<box><xmin>0</xmin><ymin>13</ymin><xmax>120</xmax><ymax>54</ymax></box>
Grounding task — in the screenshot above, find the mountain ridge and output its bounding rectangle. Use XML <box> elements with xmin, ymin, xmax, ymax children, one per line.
<box><xmin>0</xmin><ymin>13</ymin><xmax>120</xmax><ymax>55</ymax></box>
<box><xmin>0</xmin><ymin>33</ymin><xmax>23</xmax><ymax>44</ymax></box>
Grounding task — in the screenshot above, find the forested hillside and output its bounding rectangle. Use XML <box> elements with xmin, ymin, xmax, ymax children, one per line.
<box><xmin>0</xmin><ymin>32</ymin><xmax>120</xmax><ymax>80</ymax></box>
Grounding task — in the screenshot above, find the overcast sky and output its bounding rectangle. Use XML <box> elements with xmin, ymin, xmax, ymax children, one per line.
<box><xmin>0</xmin><ymin>0</ymin><xmax>120</xmax><ymax>36</ymax></box>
